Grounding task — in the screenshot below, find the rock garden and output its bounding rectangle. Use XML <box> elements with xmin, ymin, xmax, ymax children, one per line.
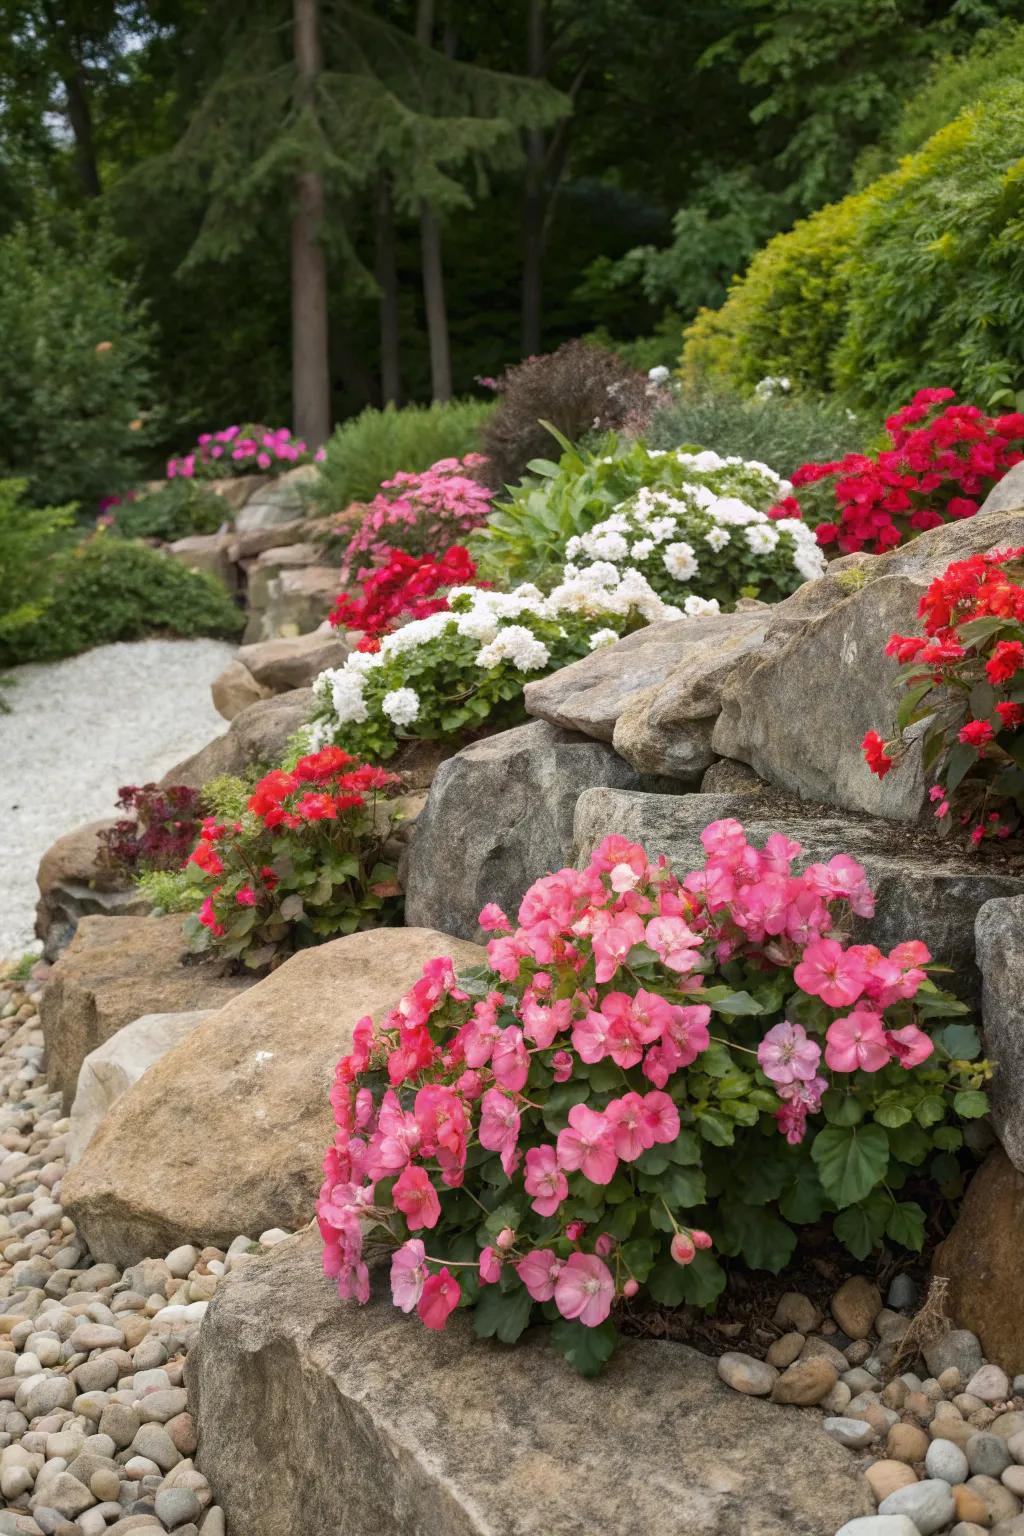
<box><xmin>4</xmin><ymin>16</ymin><xmax>1024</xmax><ymax>1531</ymax></box>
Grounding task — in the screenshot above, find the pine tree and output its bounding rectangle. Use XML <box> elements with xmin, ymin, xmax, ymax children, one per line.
<box><xmin>128</xmin><ymin>0</ymin><xmax>568</xmax><ymax>437</ymax></box>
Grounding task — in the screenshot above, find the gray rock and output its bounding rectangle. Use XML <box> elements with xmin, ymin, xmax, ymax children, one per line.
<box><xmin>160</xmin><ymin>688</ymin><xmax>316</xmax><ymax>790</ymax></box>
<box><xmin>68</xmin><ymin>1013</ymin><xmax>214</xmax><ymax>1165</ymax></box>
<box><xmin>823</xmin><ymin>1417</ymin><xmax>877</xmax><ymax>1448</ymax></box>
<box><xmin>926</xmin><ymin>1438</ymin><xmax>969</xmax><ymax>1484</ymax></box>
<box><xmin>29</xmin><ymin>1471</ymin><xmax>94</xmax><ymax>1518</ymax></box>
<box><xmin>966</xmin><ymin>1364</ymin><xmax>1011</xmax><ymax>1403</ymax></box>
<box><xmin>976</xmin><ymin>897</ymin><xmax>1024</xmax><ymax>1173</ymax></box>
<box><xmin>208</xmin><ymin>661</ymin><xmax>269</xmax><ymax>722</ymax></box>
<box><xmin>154</xmin><ymin>1488</ymin><xmax>202</xmax><ymax>1529</ymax></box>
<box><xmin>978</xmin><ymin>462</ymin><xmax>1024</xmax><ymax>517</ymax></box>
<box><xmin>886</xmin><ymin>1274</ymin><xmax>917</xmax><ymax>1311</ymax></box>
<box><xmin>712</xmin><ymin>509</ymin><xmax>1024</xmax><ymax>819</ymax></box>
<box><xmin>404</xmin><ymin>721</ymin><xmax>658</xmax><ymax>941</ymax></box>
<box><xmin>188</xmin><ymin>1230</ymin><xmax>874</xmax><ymax>1536</ymax></box>
<box><xmin>878</xmin><ymin>1479</ymin><xmax>957</xmax><ymax>1535</ymax></box>
<box><xmin>573</xmin><ymin>789</ymin><xmax>1024</xmax><ymax>994</ymax></box>
<box><xmin>21</xmin><ymin>1376</ymin><xmax>75</xmax><ymax>1417</ymax></box>
<box><xmin>130</xmin><ymin>1425</ymin><xmax>179</xmax><ymax>1472</ymax></box>
<box><xmin>233</xmin><ymin>466</ymin><xmax>317</xmax><ymax>533</ymax></box>
<box><xmin>968</xmin><ymin>1433</ymin><xmax>1013</xmax><ymax>1478</ymax></box>
<box><xmin>835</xmin><ymin>1523</ymin><xmax>922</xmax><ymax>1536</ymax></box>
<box><xmin>235</xmin><ymin>628</ymin><xmax>349</xmax><ymax>695</ymax></box>
<box><xmin>716</xmin><ymin>1352</ymin><xmax>777</xmax><ymax>1396</ymax></box>
<box><xmin>924</xmin><ymin>1330</ymin><xmax>985</xmax><ymax>1382</ymax></box>
<box><xmin>242</xmin><ymin>565</ymin><xmax>338</xmax><ymax>645</ymax></box>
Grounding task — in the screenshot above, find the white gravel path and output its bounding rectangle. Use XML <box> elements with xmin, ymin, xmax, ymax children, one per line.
<box><xmin>0</xmin><ymin>638</ymin><xmax>235</xmax><ymax>957</ymax></box>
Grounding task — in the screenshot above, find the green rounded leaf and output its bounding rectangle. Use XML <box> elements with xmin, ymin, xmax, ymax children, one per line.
<box><xmin>811</xmin><ymin>1123</ymin><xmax>889</xmax><ymax>1209</ymax></box>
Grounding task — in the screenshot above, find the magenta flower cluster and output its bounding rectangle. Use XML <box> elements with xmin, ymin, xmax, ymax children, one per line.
<box><xmin>339</xmin><ymin>455</ymin><xmax>494</xmax><ymax>575</ymax></box>
<box><xmin>167</xmin><ymin>424</ymin><xmax>325</xmax><ymax>480</ymax></box>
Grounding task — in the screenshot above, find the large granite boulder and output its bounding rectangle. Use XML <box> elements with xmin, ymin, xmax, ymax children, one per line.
<box><xmin>525</xmin><ymin>609</ymin><xmax>771</xmax><ymax>783</ymax></box>
<box><xmin>242</xmin><ymin>565</ymin><xmax>338</xmax><ymax>644</ymax></box>
<box><xmin>974</xmin><ymin>895</ymin><xmax>1024</xmax><ymax>1171</ymax></box>
<box><xmin>61</xmin><ymin>928</ymin><xmax>482</xmax><ymax>1266</ymax></box>
<box><xmin>233</xmin><ymin>465</ymin><xmax>318</xmax><ymax>533</ymax></box>
<box><xmin>977</xmin><ymin>461</ymin><xmax>1024</xmax><ymax>517</ymax></box>
<box><xmin>35</xmin><ymin>820</ymin><xmax>150</xmax><ymax>961</ymax></box>
<box><xmin>404</xmin><ymin>721</ymin><xmax>660</xmax><ymax>940</ymax></box>
<box><xmin>207</xmin><ymin>474</ymin><xmax>265</xmax><ymax>513</ymax></box>
<box><xmin>573</xmin><ymin>788</ymin><xmax>1024</xmax><ymax>995</ymax></box>
<box><xmin>166</xmin><ymin>533</ymin><xmax>236</xmax><ymax>591</ymax></box>
<box><xmin>934</xmin><ymin>1149</ymin><xmax>1024</xmax><ymax>1376</ymax></box>
<box><xmin>713</xmin><ymin>509</ymin><xmax>1024</xmax><ymax>821</ymax></box>
<box><xmin>160</xmin><ymin>687</ymin><xmax>314</xmax><ymax>788</ymax></box>
<box><xmin>68</xmin><ymin>1008</ymin><xmax>214</xmax><ymax>1164</ymax></box>
<box><xmin>40</xmin><ymin>915</ymin><xmax>253</xmax><ymax>1111</ymax></box>
<box><xmin>209</xmin><ymin>659</ymin><xmax>271</xmax><ymax>721</ymax></box>
<box><xmin>188</xmin><ymin>1229</ymin><xmax>873</xmax><ymax>1536</ymax></box>
<box><xmin>236</xmin><ymin>626</ymin><xmax>349</xmax><ymax>693</ymax></box>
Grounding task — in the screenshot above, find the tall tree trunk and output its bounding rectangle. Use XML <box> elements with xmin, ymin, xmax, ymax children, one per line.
<box><xmin>291</xmin><ymin>0</ymin><xmax>331</xmax><ymax>447</ymax></box>
<box><xmin>416</xmin><ymin>0</ymin><xmax>452</xmax><ymax>403</ymax></box>
<box><xmin>375</xmin><ymin>175</ymin><xmax>402</xmax><ymax>406</ymax></box>
<box><xmin>520</xmin><ymin>0</ymin><xmax>545</xmax><ymax>357</ymax></box>
<box><xmin>62</xmin><ymin>63</ymin><xmax>101</xmax><ymax>198</ymax></box>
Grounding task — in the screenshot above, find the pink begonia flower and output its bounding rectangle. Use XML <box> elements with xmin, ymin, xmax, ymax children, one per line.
<box><xmin>670</xmin><ymin>1232</ymin><xmax>695</xmax><ymax>1266</ymax></box>
<box><xmin>491</xmin><ymin>1026</ymin><xmax>530</xmax><ymax>1091</ymax></box>
<box><xmin>825</xmin><ymin>1010</ymin><xmax>891</xmax><ymax>1073</ymax></box>
<box><xmin>573</xmin><ymin>1008</ymin><xmax>612</xmax><ymax>1063</ymax></box>
<box><xmin>521</xmin><ymin>995</ymin><xmax>571</xmax><ymax>1049</ymax></box>
<box><xmin>776</xmin><ymin>1101</ymin><xmax>808</xmax><ymax>1145</ymax></box>
<box><xmin>551</xmin><ymin>1050</ymin><xmax>573</xmax><ymax>1082</ymax></box>
<box><xmin>556</xmin><ymin>1103</ymin><xmax>618</xmax><ymax>1185</ymax></box>
<box><xmin>605</xmin><ymin>1093</ymin><xmax>653</xmax><ymax>1161</ymax></box>
<box><xmin>793</xmin><ymin>938</ymin><xmax>868</xmax><ymax>1008</ymax></box>
<box><xmin>886</xmin><ymin>1024</ymin><xmax>934</xmax><ymax>1068</ymax></box>
<box><xmin>457</xmin><ymin>1069</ymin><xmax>483</xmax><ymax>1099</ymax></box>
<box><xmin>590</xmin><ymin>834</ymin><xmax>648</xmax><ymax>882</ymax></box>
<box><xmin>479</xmin><ymin>1246</ymin><xmax>501</xmax><ymax>1284</ymax></box>
<box><xmin>609</xmin><ymin>861</ymin><xmax>642</xmax><ymax>892</ymax></box>
<box><xmin>554</xmin><ymin>1252</ymin><xmax>615</xmax><ymax>1327</ymax></box>
<box><xmin>478</xmin><ymin>901</ymin><xmax>510</xmax><ymax>932</ymax></box>
<box><xmin>645</xmin><ymin>915</ymin><xmax>702</xmax><ymax>973</ymax></box>
<box><xmin>591</xmin><ymin>910</ymin><xmax>645</xmax><ymax>983</ymax></box>
<box><xmin>524</xmin><ymin>1144</ymin><xmax>568</xmax><ymax>1216</ymax></box>
<box><xmin>414</xmin><ymin>1084</ymin><xmax>466</xmax><ymax>1158</ymax></box>
<box><xmin>517</xmin><ymin>1248</ymin><xmax>563</xmax><ymax>1301</ymax></box>
<box><xmin>478</xmin><ymin>1089</ymin><xmax>521</xmax><ymax>1176</ymax></box>
<box><xmin>565</xmin><ymin>1220</ymin><xmax>586</xmax><ymax>1241</ymax></box>
<box><xmin>700</xmin><ymin>817</ymin><xmax>748</xmax><ymax>860</ymax></box>
<box><xmin>392</xmin><ymin>1165</ymin><xmax>441</xmax><ymax>1230</ymax></box>
<box><xmin>757</xmin><ymin>1021</ymin><xmax>822</xmax><ymax>1085</ymax></box>
<box><xmin>641</xmin><ymin>1091</ymin><xmax>680</xmax><ymax>1144</ymax></box>
<box><xmin>390</xmin><ymin>1239</ymin><xmax>427</xmax><ymax>1312</ymax></box>
<box><xmin>418</xmin><ymin>1267</ymin><xmax>461</xmax><ymax>1330</ymax></box>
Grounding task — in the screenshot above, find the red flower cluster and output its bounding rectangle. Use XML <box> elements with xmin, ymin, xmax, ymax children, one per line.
<box><xmin>863</xmin><ymin>547</ymin><xmax>1024</xmax><ymax>844</ymax></box>
<box><xmin>243</xmin><ymin>748</ymin><xmax>399</xmax><ymax>831</ymax></box>
<box><xmin>329</xmin><ymin>545</ymin><xmax>478</xmax><ymax>643</ymax></box>
<box><xmin>781</xmin><ymin>389</ymin><xmax>1024</xmax><ymax>554</ymax></box>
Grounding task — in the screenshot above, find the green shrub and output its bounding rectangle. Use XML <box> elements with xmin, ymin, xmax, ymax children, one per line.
<box><xmin>0</xmin><ymin>480</ymin><xmax>76</xmax><ymax>658</ymax></box>
<box><xmin>114</xmin><ymin>481</ymin><xmax>228</xmax><ymax>542</ymax></box>
<box><xmin>647</xmin><ymin>387</ymin><xmax>867</xmax><ymax>477</ymax></box>
<box><xmin>312</xmin><ymin>399</ymin><xmax>493</xmax><ymax>512</ymax></box>
<box><xmin>680</xmin><ymin>80</ymin><xmax>1024</xmax><ymax>412</ymax></box>
<box><xmin>135</xmin><ymin>867</ymin><xmax>203</xmax><ymax>916</ymax></box>
<box><xmin>834</xmin><ymin>82</ymin><xmax>1024</xmax><ymax>409</ymax></box>
<box><xmin>4</xmin><ymin>533</ymin><xmax>243</xmax><ymax>664</ymax></box>
<box><xmin>0</xmin><ymin>218</ymin><xmax>156</xmax><ymax>507</ymax></box>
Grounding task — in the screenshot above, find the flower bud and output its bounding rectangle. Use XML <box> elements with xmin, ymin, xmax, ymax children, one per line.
<box><xmin>691</xmin><ymin>1229</ymin><xmax>712</xmax><ymax>1250</ymax></box>
<box><xmin>496</xmin><ymin>1226</ymin><xmax>515</xmax><ymax>1250</ymax></box>
<box><xmin>551</xmin><ymin>1050</ymin><xmax>573</xmax><ymax>1083</ymax></box>
<box><xmin>594</xmin><ymin>1233</ymin><xmax>615</xmax><ymax>1258</ymax></box>
<box><xmin>565</xmin><ymin>1220</ymin><xmax>585</xmax><ymax>1242</ymax></box>
<box><xmin>670</xmin><ymin>1232</ymin><xmax>695</xmax><ymax>1266</ymax></box>
<box><xmin>622</xmin><ymin>1277</ymin><xmax>639</xmax><ymax>1299</ymax></box>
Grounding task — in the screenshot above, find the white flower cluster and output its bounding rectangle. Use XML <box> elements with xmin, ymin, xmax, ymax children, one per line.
<box><xmin>311</xmin><ymin>565</ymin><xmax>688</xmax><ymax>730</ymax></box>
<box><xmin>563</xmin><ymin>447</ymin><xmax>824</xmax><ymax>593</ymax></box>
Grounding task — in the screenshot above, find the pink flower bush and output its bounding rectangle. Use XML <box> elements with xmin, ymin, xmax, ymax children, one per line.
<box><xmin>318</xmin><ymin>821</ymin><xmax>989</xmax><ymax>1374</ymax></box>
<box><xmin>337</xmin><ymin>455</ymin><xmax>494</xmax><ymax>576</ymax></box>
<box><xmin>167</xmin><ymin>424</ymin><xmax>323</xmax><ymax>480</ymax></box>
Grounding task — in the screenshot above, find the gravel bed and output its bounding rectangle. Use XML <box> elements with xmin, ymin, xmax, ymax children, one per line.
<box><xmin>0</xmin><ymin>641</ymin><xmax>234</xmax><ymax>958</ymax></box>
<box><xmin>0</xmin><ymin>963</ymin><xmax>288</xmax><ymax>1535</ymax></box>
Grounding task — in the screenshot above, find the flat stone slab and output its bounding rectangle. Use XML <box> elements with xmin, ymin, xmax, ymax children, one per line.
<box><xmin>573</xmin><ymin>788</ymin><xmax>1024</xmax><ymax>994</ymax></box>
<box><xmin>188</xmin><ymin>1230</ymin><xmax>874</xmax><ymax>1536</ymax></box>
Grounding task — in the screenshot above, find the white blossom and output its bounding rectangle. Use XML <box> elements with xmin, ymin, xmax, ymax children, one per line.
<box><xmin>330</xmin><ymin>670</ymin><xmax>369</xmax><ymax>725</ymax></box>
<box><xmin>381</xmin><ymin>687</ymin><xmax>421</xmax><ymax>727</ymax></box>
<box><xmin>705</xmin><ymin>527</ymin><xmax>730</xmax><ymax>552</ymax></box>
<box><xmin>794</xmin><ymin>544</ymin><xmax>827</xmax><ymax>582</ymax></box>
<box><xmin>589</xmin><ymin>628</ymin><xmax>620</xmax><ymax>650</ymax></box>
<box><xmin>475</xmin><ymin>626</ymin><xmax>551</xmax><ymax>672</ymax></box>
<box><xmin>630</xmin><ymin>538</ymin><xmax>654</xmax><ymax>560</ymax></box>
<box><xmin>745</xmin><ymin>524</ymin><xmax>780</xmax><ymax>555</ymax></box>
<box><xmin>683</xmin><ymin>595</ymin><xmax>721</xmax><ymax>617</ymax></box>
<box><xmin>663</xmin><ymin>541</ymin><xmax>699</xmax><ymax>581</ymax></box>
<box><xmin>710</xmin><ymin>497</ymin><xmax>764</xmax><ymax>527</ymax></box>
<box><xmin>647</xmin><ymin>365</ymin><xmax>670</xmax><ymax>384</ymax></box>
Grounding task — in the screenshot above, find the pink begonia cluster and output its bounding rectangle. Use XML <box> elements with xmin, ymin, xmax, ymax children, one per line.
<box><xmin>167</xmin><ymin>424</ymin><xmax>325</xmax><ymax>479</ymax></box>
<box><xmin>339</xmin><ymin>455</ymin><xmax>494</xmax><ymax>575</ymax></box>
<box><xmin>318</xmin><ymin>820</ymin><xmax>935</xmax><ymax>1333</ymax></box>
